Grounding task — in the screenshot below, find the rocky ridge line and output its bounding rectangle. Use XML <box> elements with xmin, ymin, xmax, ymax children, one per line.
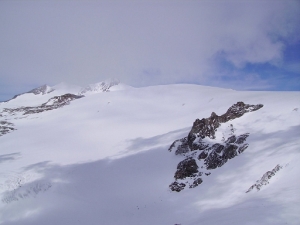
<box><xmin>1</xmin><ymin>93</ymin><xmax>83</xmax><ymax>117</ymax></box>
<box><xmin>4</xmin><ymin>85</ymin><xmax>54</xmax><ymax>102</ymax></box>
<box><xmin>246</xmin><ymin>164</ymin><xmax>282</xmax><ymax>193</ymax></box>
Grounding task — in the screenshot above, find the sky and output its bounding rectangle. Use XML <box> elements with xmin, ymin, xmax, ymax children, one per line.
<box><xmin>0</xmin><ymin>0</ymin><xmax>299</xmax><ymax>101</ymax></box>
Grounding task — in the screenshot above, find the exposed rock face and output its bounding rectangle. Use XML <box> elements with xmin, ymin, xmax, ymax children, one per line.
<box><xmin>0</xmin><ymin>93</ymin><xmax>83</xmax><ymax>137</ymax></box>
<box><xmin>189</xmin><ymin>178</ymin><xmax>203</xmax><ymax>188</ymax></box>
<box><xmin>1</xmin><ymin>94</ymin><xmax>83</xmax><ymax>117</ymax></box>
<box><xmin>246</xmin><ymin>165</ymin><xmax>282</xmax><ymax>193</ymax></box>
<box><xmin>169</xmin><ymin>181</ymin><xmax>186</xmax><ymax>192</ymax></box>
<box><xmin>204</xmin><ymin>134</ymin><xmax>249</xmax><ymax>170</ymax></box>
<box><xmin>174</xmin><ymin>158</ymin><xmax>199</xmax><ymax>180</ymax></box>
<box><xmin>0</xmin><ymin>121</ymin><xmax>16</xmax><ymax>137</ymax></box>
<box><xmin>168</xmin><ymin>102</ymin><xmax>263</xmax><ymax>192</ymax></box>
<box><xmin>187</xmin><ymin>102</ymin><xmax>263</xmax><ymax>149</ymax></box>
<box><xmin>42</xmin><ymin>93</ymin><xmax>82</xmax><ymax>107</ymax></box>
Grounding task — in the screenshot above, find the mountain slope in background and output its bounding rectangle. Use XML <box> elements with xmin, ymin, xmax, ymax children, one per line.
<box><xmin>0</xmin><ymin>81</ymin><xmax>299</xmax><ymax>225</ymax></box>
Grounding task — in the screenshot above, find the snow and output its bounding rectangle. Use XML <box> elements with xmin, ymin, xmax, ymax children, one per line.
<box><xmin>0</xmin><ymin>83</ymin><xmax>81</xmax><ymax>109</ymax></box>
<box><xmin>0</xmin><ymin>82</ymin><xmax>299</xmax><ymax>224</ymax></box>
<box><xmin>78</xmin><ymin>78</ymin><xmax>121</xmax><ymax>95</ymax></box>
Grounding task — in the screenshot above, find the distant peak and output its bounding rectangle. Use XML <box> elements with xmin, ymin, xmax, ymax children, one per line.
<box><xmin>79</xmin><ymin>78</ymin><xmax>120</xmax><ymax>95</ymax></box>
<box><xmin>4</xmin><ymin>84</ymin><xmax>54</xmax><ymax>102</ymax></box>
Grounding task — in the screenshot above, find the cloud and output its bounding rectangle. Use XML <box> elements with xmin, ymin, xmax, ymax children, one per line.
<box><xmin>0</xmin><ymin>0</ymin><xmax>299</xmax><ymax>98</ymax></box>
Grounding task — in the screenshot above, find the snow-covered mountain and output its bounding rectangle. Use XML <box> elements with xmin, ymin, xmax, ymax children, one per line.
<box><xmin>78</xmin><ymin>78</ymin><xmax>122</xmax><ymax>95</ymax></box>
<box><xmin>0</xmin><ymin>81</ymin><xmax>299</xmax><ymax>225</ymax></box>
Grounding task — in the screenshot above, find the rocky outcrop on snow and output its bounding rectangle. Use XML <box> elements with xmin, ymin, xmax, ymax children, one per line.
<box><xmin>42</xmin><ymin>93</ymin><xmax>83</xmax><ymax>107</ymax></box>
<box><xmin>169</xmin><ymin>102</ymin><xmax>262</xmax><ymax>156</ymax></box>
<box><xmin>246</xmin><ymin>165</ymin><xmax>282</xmax><ymax>193</ymax></box>
<box><xmin>0</xmin><ymin>121</ymin><xmax>16</xmax><ymax>137</ymax></box>
<box><xmin>169</xmin><ymin>102</ymin><xmax>263</xmax><ymax>192</ymax></box>
<box><xmin>203</xmin><ymin>133</ymin><xmax>249</xmax><ymax>170</ymax></box>
<box><xmin>1</xmin><ymin>94</ymin><xmax>83</xmax><ymax>117</ymax></box>
<box><xmin>187</xmin><ymin>101</ymin><xmax>262</xmax><ymax>151</ymax></box>
<box><xmin>1</xmin><ymin>182</ymin><xmax>52</xmax><ymax>204</ymax></box>
<box><xmin>79</xmin><ymin>79</ymin><xmax>120</xmax><ymax>95</ymax></box>
<box><xmin>0</xmin><ymin>93</ymin><xmax>83</xmax><ymax>136</ymax></box>
<box><xmin>174</xmin><ymin>158</ymin><xmax>199</xmax><ymax>180</ymax></box>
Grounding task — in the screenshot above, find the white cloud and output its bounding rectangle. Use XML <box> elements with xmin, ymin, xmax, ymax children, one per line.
<box><xmin>0</xmin><ymin>0</ymin><xmax>299</xmax><ymax>94</ymax></box>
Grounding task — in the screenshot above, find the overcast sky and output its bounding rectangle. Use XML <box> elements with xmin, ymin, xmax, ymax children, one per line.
<box><xmin>0</xmin><ymin>0</ymin><xmax>299</xmax><ymax>101</ymax></box>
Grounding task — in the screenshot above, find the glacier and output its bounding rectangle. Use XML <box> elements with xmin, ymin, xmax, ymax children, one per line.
<box><xmin>0</xmin><ymin>81</ymin><xmax>299</xmax><ymax>225</ymax></box>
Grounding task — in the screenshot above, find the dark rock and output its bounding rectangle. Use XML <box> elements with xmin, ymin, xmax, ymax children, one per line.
<box><xmin>205</xmin><ymin>150</ymin><xmax>226</xmax><ymax>170</ymax></box>
<box><xmin>40</xmin><ymin>93</ymin><xmax>83</xmax><ymax>107</ymax></box>
<box><xmin>225</xmin><ymin>135</ymin><xmax>236</xmax><ymax>144</ymax></box>
<box><xmin>198</xmin><ymin>150</ymin><xmax>208</xmax><ymax>160</ymax></box>
<box><xmin>168</xmin><ymin>102</ymin><xmax>263</xmax><ymax>192</ymax></box>
<box><xmin>211</xmin><ymin>143</ymin><xmax>225</xmax><ymax>154</ymax></box>
<box><xmin>246</xmin><ymin>165</ymin><xmax>282</xmax><ymax>193</ymax></box>
<box><xmin>175</xmin><ymin>138</ymin><xmax>190</xmax><ymax>155</ymax></box>
<box><xmin>223</xmin><ymin>144</ymin><xmax>238</xmax><ymax>160</ymax></box>
<box><xmin>221</xmin><ymin>102</ymin><xmax>263</xmax><ymax>122</ymax></box>
<box><xmin>169</xmin><ymin>138</ymin><xmax>190</xmax><ymax>155</ymax></box>
<box><xmin>2</xmin><ymin>94</ymin><xmax>84</xmax><ymax>116</ymax></box>
<box><xmin>183</xmin><ymin>102</ymin><xmax>263</xmax><ymax>152</ymax></box>
<box><xmin>169</xmin><ymin>182</ymin><xmax>186</xmax><ymax>192</ymax></box>
<box><xmin>238</xmin><ymin>143</ymin><xmax>249</xmax><ymax>153</ymax></box>
<box><xmin>189</xmin><ymin>178</ymin><xmax>203</xmax><ymax>188</ymax></box>
<box><xmin>191</xmin><ymin>139</ymin><xmax>209</xmax><ymax>151</ymax></box>
<box><xmin>235</xmin><ymin>133</ymin><xmax>249</xmax><ymax>144</ymax></box>
<box><xmin>174</xmin><ymin>158</ymin><xmax>198</xmax><ymax>180</ymax></box>
<box><xmin>0</xmin><ymin>121</ymin><xmax>16</xmax><ymax>137</ymax></box>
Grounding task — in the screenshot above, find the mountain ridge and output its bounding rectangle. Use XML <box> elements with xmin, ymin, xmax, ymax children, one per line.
<box><xmin>1</xmin><ymin>78</ymin><xmax>122</xmax><ymax>104</ymax></box>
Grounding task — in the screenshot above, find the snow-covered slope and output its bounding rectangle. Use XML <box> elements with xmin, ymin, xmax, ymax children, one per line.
<box><xmin>0</xmin><ymin>83</ymin><xmax>299</xmax><ymax>225</ymax></box>
<box><xmin>0</xmin><ymin>83</ymin><xmax>81</xmax><ymax>109</ymax></box>
<box><xmin>0</xmin><ymin>79</ymin><xmax>127</xmax><ymax>110</ymax></box>
<box><xmin>78</xmin><ymin>78</ymin><xmax>125</xmax><ymax>95</ymax></box>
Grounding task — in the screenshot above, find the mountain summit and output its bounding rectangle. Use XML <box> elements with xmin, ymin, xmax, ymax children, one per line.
<box><xmin>79</xmin><ymin>78</ymin><xmax>120</xmax><ymax>95</ymax></box>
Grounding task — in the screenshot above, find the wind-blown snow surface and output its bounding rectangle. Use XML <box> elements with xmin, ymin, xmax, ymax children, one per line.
<box><xmin>0</xmin><ymin>83</ymin><xmax>299</xmax><ymax>225</ymax></box>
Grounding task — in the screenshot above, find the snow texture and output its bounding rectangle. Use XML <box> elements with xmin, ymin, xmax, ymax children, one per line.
<box><xmin>0</xmin><ymin>81</ymin><xmax>299</xmax><ymax>225</ymax></box>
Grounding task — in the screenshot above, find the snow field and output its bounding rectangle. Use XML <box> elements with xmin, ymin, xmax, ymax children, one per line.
<box><xmin>0</xmin><ymin>83</ymin><xmax>299</xmax><ymax>224</ymax></box>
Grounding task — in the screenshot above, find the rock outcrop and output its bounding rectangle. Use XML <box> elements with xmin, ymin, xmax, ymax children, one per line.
<box><xmin>169</xmin><ymin>102</ymin><xmax>263</xmax><ymax>192</ymax></box>
<box><xmin>1</xmin><ymin>94</ymin><xmax>83</xmax><ymax>117</ymax></box>
<box><xmin>5</xmin><ymin>85</ymin><xmax>54</xmax><ymax>102</ymax></box>
<box><xmin>186</xmin><ymin>101</ymin><xmax>263</xmax><ymax>151</ymax></box>
<box><xmin>0</xmin><ymin>121</ymin><xmax>16</xmax><ymax>137</ymax></box>
<box><xmin>0</xmin><ymin>93</ymin><xmax>83</xmax><ymax>137</ymax></box>
<box><xmin>246</xmin><ymin>164</ymin><xmax>282</xmax><ymax>193</ymax></box>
